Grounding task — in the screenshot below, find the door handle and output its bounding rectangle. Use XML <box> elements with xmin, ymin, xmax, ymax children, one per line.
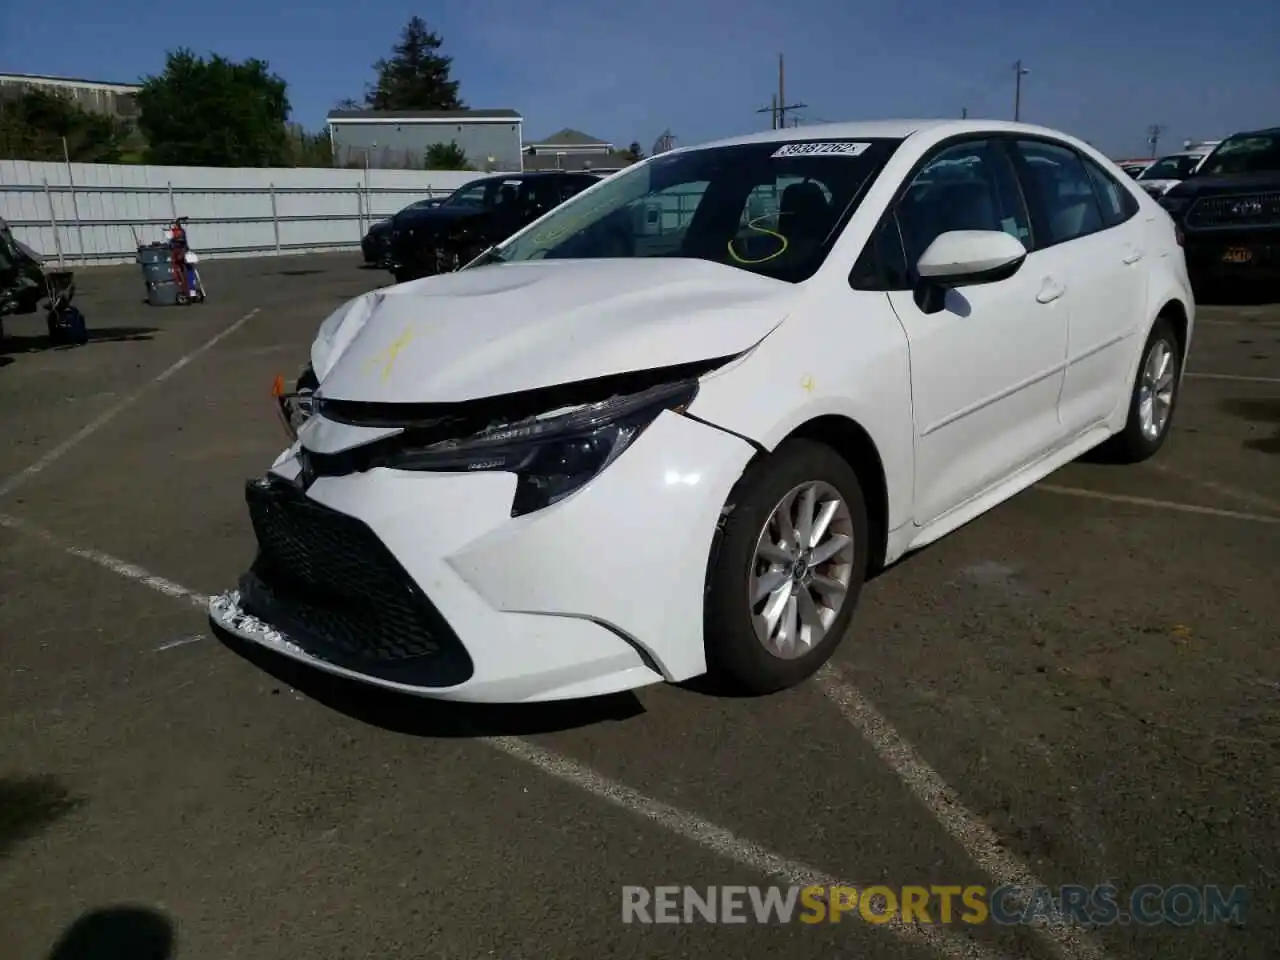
<box><xmin>1122</xmin><ymin>246</ymin><xmax>1144</xmax><ymax>265</ymax></box>
<box><xmin>1036</xmin><ymin>277</ymin><xmax>1066</xmax><ymax>304</ymax></box>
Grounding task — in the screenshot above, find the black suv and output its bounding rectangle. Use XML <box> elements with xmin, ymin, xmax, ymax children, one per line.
<box><xmin>1158</xmin><ymin>127</ymin><xmax>1280</xmax><ymax>290</ymax></box>
<box><xmin>387</xmin><ymin>171</ymin><xmax>599</xmax><ymax>283</ymax></box>
<box><xmin>362</xmin><ymin>198</ymin><xmax>442</xmax><ymax>267</ymax></box>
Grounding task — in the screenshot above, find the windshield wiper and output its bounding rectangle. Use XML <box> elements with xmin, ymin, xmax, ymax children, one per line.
<box><xmin>468</xmin><ymin>246</ymin><xmax>507</xmax><ymax>268</ymax></box>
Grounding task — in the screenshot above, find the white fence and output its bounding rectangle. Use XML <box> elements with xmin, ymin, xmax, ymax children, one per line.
<box><xmin>0</xmin><ymin>160</ymin><xmax>511</xmax><ymax>266</ymax></box>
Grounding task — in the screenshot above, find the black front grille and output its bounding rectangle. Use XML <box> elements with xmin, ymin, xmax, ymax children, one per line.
<box><xmin>1186</xmin><ymin>191</ymin><xmax>1280</xmax><ymax>229</ymax></box>
<box><xmin>239</xmin><ymin>477</ymin><xmax>473</xmax><ymax>686</ymax></box>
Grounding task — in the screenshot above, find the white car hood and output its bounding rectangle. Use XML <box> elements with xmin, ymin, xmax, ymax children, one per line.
<box><xmin>312</xmin><ymin>258</ymin><xmax>792</xmax><ymax>404</ymax></box>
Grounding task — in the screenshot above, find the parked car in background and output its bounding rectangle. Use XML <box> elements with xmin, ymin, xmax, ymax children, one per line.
<box><xmin>361</xmin><ymin>197</ymin><xmax>443</xmax><ymax>266</ymax></box>
<box><xmin>1118</xmin><ymin>159</ymin><xmax>1154</xmax><ymax>178</ymax></box>
<box><xmin>1135</xmin><ymin>151</ymin><xmax>1209</xmax><ymax>198</ymax></box>
<box><xmin>1158</xmin><ymin>125</ymin><xmax>1280</xmax><ymax>290</ymax></box>
<box><xmin>217</xmin><ymin>119</ymin><xmax>1193</xmax><ymax>704</ymax></box>
<box><xmin>386</xmin><ymin>171</ymin><xmax>600</xmax><ymax>283</ymax></box>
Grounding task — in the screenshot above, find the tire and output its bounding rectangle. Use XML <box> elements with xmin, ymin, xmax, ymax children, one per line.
<box><xmin>1098</xmin><ymin>316</ymin><xmax>1182</xmax><ymax>463</ymax></box>
<box><xmin>704</xmin><ymin>439</ymin><xmax>869</xmax><ymax>695</ymax></box>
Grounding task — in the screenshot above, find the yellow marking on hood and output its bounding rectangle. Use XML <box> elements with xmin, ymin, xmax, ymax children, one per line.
<box><xmin>367</xmin><ymin>325</ymin><xmax>416</xmax><ymax>382</ymax></box>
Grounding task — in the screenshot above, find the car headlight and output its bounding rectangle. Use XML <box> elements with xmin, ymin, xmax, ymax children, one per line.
<box><xmin>1159</xmin><ymin>196</ymin><xmax>1189</xmax><ymax>214</ymax></box>
<box><xmin>394</xmin><ymin>379</ymin><xmax>699</xmax><ymax>517</ymax></box>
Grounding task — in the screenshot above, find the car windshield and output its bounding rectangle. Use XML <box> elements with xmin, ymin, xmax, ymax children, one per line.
<box><xmin>1139</xmin><ymin>155</ymin><xmax>1200</xmax><ymax>180</ymax></box>
<box><xmin>442</xmin><ymin>180</ymin><xmax>497</xmax><ymax>209</ymax></box>
<box><xmin>489</xmin><ymin>138</ymin><xmax>902</xmax><ymax>283</ymax></box>
<box><xmin>403</xmin><ymin>198</ymin><xmax>440</xmax><ymax>212</ymax></box>
<box><xmin>1198</xmin><ymin>133</ymin><xmax>1280</xmax><ymax>176</ymax></box>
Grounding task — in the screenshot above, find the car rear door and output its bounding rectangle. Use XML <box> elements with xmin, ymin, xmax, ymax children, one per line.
<box><xmin>1010</xmin><ymin>139</ymin><xmax>1147</xmax><ymax>434</ymax></box>
<box><xmin>857</xmin><ymin>137</ymin><xmax>1070</xmax><ymax>526</ymax></box>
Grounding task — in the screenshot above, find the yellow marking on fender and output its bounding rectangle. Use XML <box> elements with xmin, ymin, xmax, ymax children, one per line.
<box><xmin>368</xmin><ymin>326</ymin><xmax>416</xmax><ymax>382</ymax></box>
<box><xmin>800</xmin><ymin>374</ymin><xmax>816</xmax><ymax>393</ymax></box>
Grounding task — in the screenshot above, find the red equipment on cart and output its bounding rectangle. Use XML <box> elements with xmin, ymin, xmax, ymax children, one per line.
<box><xmin>165</xmin><ymin>217</ymin><xmax>206</xmax><ymax>304</ymax></box>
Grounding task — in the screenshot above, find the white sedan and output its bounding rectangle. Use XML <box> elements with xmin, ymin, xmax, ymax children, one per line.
<box><xmin>211</xmin><ymin>119</ymin><xmax>1194</xmax><ymax>703</ymax></box>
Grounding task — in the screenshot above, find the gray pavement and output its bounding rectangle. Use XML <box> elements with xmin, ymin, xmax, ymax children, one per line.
<box><xmin>1</xmin><ymin>254</ymin><xmax>1276</xmax><ymax>960</ymax></box>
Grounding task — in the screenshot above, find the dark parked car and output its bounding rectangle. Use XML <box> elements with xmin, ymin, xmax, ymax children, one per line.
<box><xmin>1158</xmin><ymin>127</ymin><xmax>1280</xmax><ymax>291</ymax></box>
<box><xmin>361</xmin><ymin>197</ymin><xmax>443</xmax><ymax>266</ymax></box>
<box><xmin>387</xmin><ymin>171</ymin><xmax>600</xmax><ymax>283</ymax></box>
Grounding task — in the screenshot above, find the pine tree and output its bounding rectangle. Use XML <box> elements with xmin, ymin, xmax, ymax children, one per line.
<box><xmin>365</xmin><ymin>17</ymin><xmax>464</xmax><ymax>111</ymax></box>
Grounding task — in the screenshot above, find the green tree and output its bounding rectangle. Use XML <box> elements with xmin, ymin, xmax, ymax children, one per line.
<box><xmin>621</xmin><ymin>141</ymin><xmax>646</xmax><ymax>164</ymax></box>
<box><xmin>366</xmin><ymin>17</ymin><xmax>464</xmax><ymax>111</ymax></box>
<box><xmin>136</xmin><ymin>50</ymin><xmax>292</xmax><ymax>167</ymax></box>
<box><xmin>286</xmin><ymin>123</ymin><xmax>332</xmax><ymax>167</ymax></box>
<box><xmin>424</xmin><ymin>141</ymin><xmax>471</xmax><ymax>170</ymax></box>
<box><xmin>0</xmin><ymin>88</ymin><xmax>130</xmax><ymax>163</ymax></box>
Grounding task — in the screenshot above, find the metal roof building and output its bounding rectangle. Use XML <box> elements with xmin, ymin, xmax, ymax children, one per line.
<box><xmin>326</xmin><ymin>109</ymin><xmax>523</xmax><ymax>171</ymax></box>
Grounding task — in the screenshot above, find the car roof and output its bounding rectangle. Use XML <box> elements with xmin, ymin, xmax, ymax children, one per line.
<box><xmin>677</xmin><ymin>119</ymin><xmax>1093</xmax><ymax>154</ymax></box>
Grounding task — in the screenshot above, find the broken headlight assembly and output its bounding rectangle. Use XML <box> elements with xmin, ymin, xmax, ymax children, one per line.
<box><xmin>394</xmin><ymin>380</ymin><xmax>699</xmax><ymax>517</ymax></box>
<box><xmin>271</xmin><ymin>365</ymin><xmax>319</xmax><ymax>441</ymax></box>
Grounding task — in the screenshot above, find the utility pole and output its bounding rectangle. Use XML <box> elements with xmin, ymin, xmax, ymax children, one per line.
<box><xmin>1147</xmin><ymin>123</ymin><xmax>1166</xmax><ymax>157</ymax></box>
<box><xmin>1013</xmin><ymin>60</ymin><xmax>1029</xmax><ymax>121</ymax></box>
<box><xmin>758</xmin><ymin>54</ymin><xmax>807</xmax><ymax>130</ymax></box>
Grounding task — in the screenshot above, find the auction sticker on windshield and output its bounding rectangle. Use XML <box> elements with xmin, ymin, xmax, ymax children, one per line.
<box><xmin>771</xmin><ymin>141</ymin><xmax>871</xmax><ymax>158</ymax></box>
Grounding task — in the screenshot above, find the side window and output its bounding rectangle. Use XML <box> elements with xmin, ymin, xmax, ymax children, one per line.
<box><xmin>893</xmin><ymin>140</ymin><xmax>1031</xmax><ymax>275</ymax></box>
<box><xmin>1013</xmin><ymin>140</ymin><xmax>1106</xmax><ymax>246</ymax></box>
<box><xmin>850</xmin><ymin>215</ymin><xmax>909</xmax><ymax>290</ymax></box>
<box><xmin>1080</xmin><ymin>157</ymin><xmax>1138</xmax><ymax>228</ymax></box>
<box><xmin>560</xmin><ymin>176</ymin><xmax>594</xmax><ymax>202</ymax></box>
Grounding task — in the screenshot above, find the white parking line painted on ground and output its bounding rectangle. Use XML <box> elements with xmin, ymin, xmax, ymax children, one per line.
<box><xmin>4</xmin><ymin>514</ymin><xmax>1012</xmax><ymax>960</ymax></box>
<box><xmin>1185</xmin><ymin>372</ymin><xmax>1280</xmax><ymax>385</ymax></box>
<box><xmin>489</xmin><ymin>735</ymin><xmax>1010</xmax><ymax>960</ymax></box>
<box><xmin>1034</xmin><ymin>485</ymin><xmax>1280</xmax><ymax>524</ymax></box>
<box><xmin>155</xmin><ymin>634</ymin><xmax>207</xmax><ymax>652</ymax></box>
<box><xmin>0</xmin><ymin>306</ymin><xmax>260</xmax><ymax>502</ymax></box>
<box><xmin>0</xmin><ymin>514</ymin><xmax>211</xmax><ymax>608</ymax></box>
<box><xmin>817</xmin><ymin>663</ymin><xmax>1107</xmax><ymax>960</ymax></box>
<box><xmin>1196</xmin><ymin>319</ymin><xmax>1280</xmax><ymax>329</ymax></box>
<box><xmin>1150</xmin><ymin>462</ymin><xmax>1280</xmax><ymax>515</ymax></box>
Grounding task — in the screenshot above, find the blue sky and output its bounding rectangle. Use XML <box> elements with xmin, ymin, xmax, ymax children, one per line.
<box><xmin>3</xmin><ymin>0</ymin><xmax>1277</xmax><ymax>158</ymax></box>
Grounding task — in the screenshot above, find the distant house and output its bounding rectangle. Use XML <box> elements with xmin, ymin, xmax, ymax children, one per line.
<box><xmin>326</xmin><ymin>109</ymin><xmax>523</xmax><ymax>171</ymax></box>
<box><xmin>0</xmin><ymin>72</ymin><xmax>141</xmax><ymax>121</ymax></box>
<box><xmin>523</xmin><ymin>128</ymin><xmax>633</xmax><ymax>174</ymax></box>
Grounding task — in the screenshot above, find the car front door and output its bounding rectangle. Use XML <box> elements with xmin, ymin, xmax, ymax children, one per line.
<box><xmin>1009</xmin><ymin>139</ymin><xmax>1147</xmax><ymax>434</ymax></box>
<box><xmin>855</xmin><ymin>138</ymin><xmax>1070</xmax><ymax>526</ymax></box>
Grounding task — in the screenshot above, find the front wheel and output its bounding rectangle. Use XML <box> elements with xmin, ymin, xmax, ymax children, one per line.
<box><xmin>1099</xmin><ymin>317</ymin><xmax>1181</xmax><ymax>463</ymax></box>
<box><xmin>704</xmin><ymin>440</ymin><xmax>869</xmax><ymax>695</ymax></box>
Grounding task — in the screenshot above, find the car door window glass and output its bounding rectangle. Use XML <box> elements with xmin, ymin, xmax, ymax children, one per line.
<box><xmin>850</xmin><ymin>214</ymin><xmax>909</xmax><ymax>290</ymax></box>
<box><xmin>1014</xmin><ymin>141</ymin><xmax>1106</xmax><ymax>246</ymax></box>
<box><xmin>1080</xmin><ymin>157</ymin><xmax>1138</xmax><ymax>227</ymax></box>
<box><xmin>894</xmin><ymin>140</ymin><xmax>1031</xmax><ymax>275</ymax></box>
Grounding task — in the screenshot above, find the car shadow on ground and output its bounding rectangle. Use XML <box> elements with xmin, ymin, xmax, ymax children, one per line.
<box><xmin>0</xmin><ymin>327</ymin><xmax>157</xmax><ymax>356</ymax></box>
<box><xmin>213</xmin><ymin>628</ymin><xmax>647</xmax><ymax>737</ymax></box>
<box><xmin>1220</xmin><ymin>397</ymin><xmax>1280</xmax><ymax>455</ymax></box>
<box><xmin>45</xmin><ymin>906</ymin><xmax>174</xmax><ymax>960</ymax></box>
<box><xmin>0</xmin><ymin>775</ymin><xmax>83</xmax><ymax>860</ymax></box>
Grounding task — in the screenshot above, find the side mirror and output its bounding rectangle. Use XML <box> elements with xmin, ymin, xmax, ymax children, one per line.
<box><xmin>913</xmin><ymin>230</ymin><xmax>1028</xmax><ymax>315</ymax></box>
<box><xmin>916</xmin><ymin>230</ymin><xmax>1027</xmax><ymax>285</ymax></box>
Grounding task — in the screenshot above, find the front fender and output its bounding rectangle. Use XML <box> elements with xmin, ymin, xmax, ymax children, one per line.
<box><xmin>687</xmin><ymin>297</ymin><xmax>914</xmax><ymax>533</ymax></box>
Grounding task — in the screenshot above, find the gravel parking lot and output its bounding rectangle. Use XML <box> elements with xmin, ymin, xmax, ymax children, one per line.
<box><xmin>1</xmin><ymin>254</ymin><xmax>1277</xmax><ymax>960</ymax></box>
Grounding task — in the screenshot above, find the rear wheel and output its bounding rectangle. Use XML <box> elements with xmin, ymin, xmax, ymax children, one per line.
<box><xmin>704</xmin><ymin>440</ymin><xmax>869</xmax><ymax>694</ymax></box>
<box><xmin>1099</xmin><ymin>316</ymin><xmax>1181</xmax><ymax>463</ymax></box>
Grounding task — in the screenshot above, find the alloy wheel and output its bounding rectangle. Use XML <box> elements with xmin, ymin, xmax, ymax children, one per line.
<box><xmin>749</xmin><ymin>481</ymin><xmax>856</xmax><ymax>659</ymax></box>
<box><xmin>1138</xmin><ymin>338</ymin><xmax>1176</xmax><ymax>441</ymax></box>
